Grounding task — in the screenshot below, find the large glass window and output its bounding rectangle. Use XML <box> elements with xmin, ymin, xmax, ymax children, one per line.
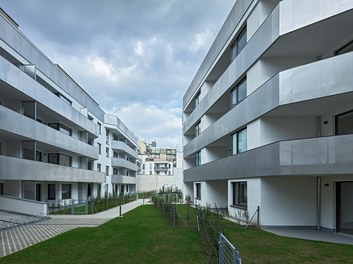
<box><xmin>336</xmin><ymin>110</ymin><xmax>353</xmax><ymax>135</ymax></box>
<box><xmin>231</xmin><ymin>78</ymin><xmax>247</xmax><ymax>107</ymax></box>
<box><xmin>232</xmin><ymin>182</ymin><xmax>247</xmax><ymax>209</ymax></box>
<box><xmin>232</xmin><ymin>128</ymin><xmax>247</xmax><ymax>155</ymax></box>
<box><xmin>195</xmin><ymin>151</ymin><xmax>201</xmax><ymax>167</ymax></box>
<box><xmin>231</xmin><ymin>27</ymin><xmax>247</xmax><ymax>62</ymax></box>
<box><xmin>48</xmin><ymin>153</ymin><xmax>72</xmax><ymax>167</ymax></box>
<box><xmin>48</xmin><ymin>184</ymin><xmax>55</xmax><ymax>200</ymax></box>
<box><xmin>195</xmin><ymin>121</ymin><xmax>201</xmax><ymax>136</ymax></box>
<box><xmin>61</xmin><ymin>184</ymin><xmax>71</xmax><ymax>199</ymax></box>
<box><xmin>97</xmin><ymin>143</ymin><xmax>101</xmax><ymax>154</ymax></box>
<box><xmin>98</xmin><ymin>122</ymin><xmax>102</xmax><ymax>134</ymax></box>
<box><xmin>195</xmin><ymin>91</ymin><xmax>201</xmax><ymax>108</ymax></box>
<box><xmin>48</xmin><ymin>123</ymin><xmax>72</xmax><ymax>136</ymax></box>
<box><xmin>106</xmin><ymin>166</ymin><xmax>109</xmax><ymax>176</ymax></box>
<box><xmin>97</xmin><ymin>163</ymin><xmax>101</xmax><ymax>172</ymax></box>
<box><xmin>195</xmin><ymin>183</ymin><xmax>201</xmax><ymax>200</ymax></box>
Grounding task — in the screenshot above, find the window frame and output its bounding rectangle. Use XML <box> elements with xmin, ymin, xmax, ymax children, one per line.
<box><xmin>48</xmin><ymin>184</ymin><xmax>56</xmax><ymax>200</ymax></box>
<box><xmin>61</xmin><ymin>184</ymin><xmax>72</xmax><ymax>199</ymax></box>
<box><xmin>195</xmin><ymin>91</ymin><xmax>201</xmax><ymax>108</ymax></box>
<box><xmin>195</xmin><ymin>183</ymin><xmax>201</xmax><ymax>200</ymax></box>
<box><xmin>231</xmin><ymin>78</ymin><xmax>247</xmax><ymax>108</ymax></box>
<box><xmin>195</xmin><ymin>121</ymin><xmax>201</xmax><ymax>136</ymax></box>
<box><xmin>232</xmin><ymin>127</ymin><xmax>247</xmax><ymax>155</ymax></box>
<box><xmin>195</xmin><ymin>151</ymin><xmax>201</xmax><ymax>167</ymax></box>
<box><xmin>335</xmin><ymin>109</ymin><xmax>353</xmax><ymax>135</ymax></box>
<box><xmin>232</xmin><ymin>181</ymin><xmax>247</xmax><ymax>209</ymax></box>
<box><xmin>231</xmin><ymin>26</ymin><xmax>247</xmax><ymax>62</ymax></box>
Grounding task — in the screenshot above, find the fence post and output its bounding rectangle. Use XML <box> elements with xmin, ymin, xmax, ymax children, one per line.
<box><xmin>71</xmin><ymin>199</ymin><xmax>74</xmax><ymax>215</ymax></box>
<box><xmin>219</xmin><ymin>233</ymin><xmax>223</xmax><ymax>264</ymax></box>
<box><xmin>257</xmin><ymin>206</ymin><xmax>260</xmax><ymax>227</ymax></box>
<box><xmin>173</xmin><ymin>204</ymin><xmax>176</xmax><ymax>228</ymax></box>
<box><xmin>119</xmin><ymin>205</ymin><xmax>122</xmax><ymax>216</ymax></box>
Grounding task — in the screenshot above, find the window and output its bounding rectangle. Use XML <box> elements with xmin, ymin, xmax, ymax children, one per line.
<box><xmin>336</xmin><ymin>110</ymin><xmax>353</xmax><ymax>135</ymax></box>
<box><xmin>48</xmin><ymin>184</ymin><xmax>55</xmax><ymax>200</ymax></box>
<box><xmin>113</xmin><ymin>168</ymin><xmax>118</xmax><ymax>175</ymax></box>
<box><xmin>232</xmin><ymin>182</ymin><xmax>247</xmax><ymax>209</ymax></box>
<box><xmin>48</xmin><ymin>153</ymin><xmax>71</xmax><ymax>167</ymax></box>
<box><xmin>195</xmin><ymin>91</ymin><xmax>201</xmax><ymax>108</ymax></box>
<box><xmin>36</xmin><ymin>151</ymin><xmax>42</xmax><ymax>162</ymax></box>
<box><xmin>98</xmin><ymin>122</ymin><xmax>102</xmax><ymax>134</ymax></box>
<box><xmin>54</xmin><ymin>93</ymin><xmax>72</xmax><ymax>106</ymax></box>
<box><xmin>48</xmin><ymin>123</ymin><xmax>72</xmax><ymax>136</ymax></box>
<box><xmin>335</xmin><ymin>40</ymin><xmax>353</xmax><ymax>56</ymax></box>
<box><xmin>106</xmin><ymin>147</ymin><xmax>109</xmax><ymax>158</ymax></box>
<box><xmin>0</xmin><ymin>183</ymin><xmax>3</xmax><ymax>195</ymax></box>
<box><xmin>106</xmin><ymin>166</ymin><xmax>109</xmax><ymax>176</ymax></box>
<box><xmin>62</xmin><ymin>184</ymin><xmax>71</xmax><ymax>199</ymax></box>
<box><xmin>195</xmin><ymin>151</ymin><xmax>201</xmax><ymax>167</ymax></box>
<box><xmin>195</xmin><ymin>183</ymin><xmax>201</xmax><ymax>200</ymax></box>
<box><xmin>97</xmin><ymin>163</ymin><xmax>101</xmax><ymax>172</ymax></box>
<box><xmin>97</xmin><ymin>143</ymin><xmax>101</xmax><ymax>154</ymax></box>
<box><xmin>195</xmin><ymin>121</ymin><xmax>201</xmax><ymax>136</ymax></box>
<box><xmin>88</xmin><ymin>115</ymin><xmax>93</xmax><ymax>121</ymax></box>
<box><xmin>106</xmin><ymin>129</ymin><xmax>109</xmax><ymax>145</ymax></box>
<box><xmin>231</xmin><ymin>78</ymin><xmax>247</xmax><ymax>107</ymax></box>
<box><xmin>232</xmin><ymin>128</ymin><xmax>247</xmax><ymax>155</ymax></box>
<box><xmin>231</xmin><ymin>27</ymin><xmax>247</xmax><ymax>62</ymax></box>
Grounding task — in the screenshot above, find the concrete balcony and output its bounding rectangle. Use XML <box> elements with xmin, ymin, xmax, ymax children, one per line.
<box><xmin>184</xmin><ymin>134</ymin><xmax>353</xmax><ymax>182</ymax></box>
<box><xmin>0</xmin><ymin>15</ymin><xmax>104</xmax><ymax>120</ymax></box>
<box><xmin>154</xmin><ymin>166</ymin><xmax>169</xmax><ymax>171</ymax></box>
<box><xmin>0</xmin><ymin>56</ymin><xmax>98</xmax><ymax>136</ymax></box>
<box><xmin>184</xmin><ymin>51</ymin><xmax>353</xmax><ymax>157</ymax></box>
<box><xmin>111</xmin><ymin>140</ymin><xmax>138</xmax><ymax>159</ymax></box>
<box><xmin>183</xmin><ymin>1</ymin><xmax>353</xmax><ymax>129</ymax></box>
<box><xmin>0</xmin><ymin>155</ymin><xmax>105</xmax><ymax>183</ymax></box>
<box><xmin>111</xmin><ymin>175</ymin><xmax>136</xmax><ymax>185</ymax></box>
<box><xmin>0</xmin><ymin>105</ymin><xmax>98</xmax><ymax>159</ymax></box>
<box><xmin>105</xmin><ymin>114</ymin><xmax>138</xmax><ymax>146</ymax></box>
<box><xmin>111</xmin><ymin>158</ymin><xmax>138</xmax><ymax>171</ymax></box>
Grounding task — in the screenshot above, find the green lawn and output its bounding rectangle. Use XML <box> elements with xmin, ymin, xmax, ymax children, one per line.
<box><xmin>223</xmin><ymin>221</ymin><xmax>353</xmax><ymax>263</ymax></box>
<box><xmin>1</xmin><ymin>205</ymin><xmax>353</xmax><ymax>264</ymax></box>
<box><xmin>1</xmin><ymin>205</ymin><xmax>210</xmax><ymax>264</ymax></box>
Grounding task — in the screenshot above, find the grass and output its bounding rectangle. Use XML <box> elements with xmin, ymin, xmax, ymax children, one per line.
<box><xmin>0</xmin><ymin>205</ymin><xmax>210</xmax><ymax>264</ymax></box>
<box><xmin>2</xmin><ymin>204</ymin><xmax>353</xmax><ymax>263</ymax></box>
<box><xmin>223</xmin><ymin>220</ymin><xmax>353</xmax><ymax>263</ymax></box>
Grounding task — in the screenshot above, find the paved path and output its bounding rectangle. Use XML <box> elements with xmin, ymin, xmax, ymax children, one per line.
<box><xmin>0</xmin><ymin>199</ymin><xmax>149</xmax><ymax>258</ymax></box>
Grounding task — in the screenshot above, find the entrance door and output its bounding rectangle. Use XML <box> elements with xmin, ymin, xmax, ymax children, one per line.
<box><xmin>36</xmin><ymin>184</ymin><xmax>41</xmax><ymax>201</ymax></box>
<box><xmin>336</xmin><ymin>182</ymin><xmax>353</xmax><ymax>234</ymax></box>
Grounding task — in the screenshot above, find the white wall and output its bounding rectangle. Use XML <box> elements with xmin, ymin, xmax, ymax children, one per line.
<box><xmin>205</xmin><ymin>180</ymin><xmax>228</xmax><ymax>207</ymax></box>
<box><xmin>260</xmin><ymin>177</ymin><xmax>317</xmax><ymax>227</ymax></box>
<box><xmin>247</xmin><ymin>57</ymin><xmax>315</xmax><ymax>95</ymax></box>
<box><xmin>203</xmin><ymin>147</ymin><xmax>228</xmax><ymax>164</ymax></box>
<box><xmin>0</xmin><ymin>195</ymin><xmax>48</xmax><ymax>216</ymax></box>
<box><xmin>136</xmin><ymin>168</ymin><xmax>183</xmax><ymax>193</ymax></box>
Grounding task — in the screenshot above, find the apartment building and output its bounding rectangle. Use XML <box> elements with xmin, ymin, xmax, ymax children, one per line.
<box><xmin>0</xmin><ymin>9</ymin><xmax>138</xmax><ymax>215</ymax></box>
<box><xmin>183</xmin><ymin>0</ymin><xmax>353</xmax><ymax>234</ymax></box>
<box><xmin>137</xmin><ymin>141</ymin><xmax>183</xmax><ymax>192</ymax></box>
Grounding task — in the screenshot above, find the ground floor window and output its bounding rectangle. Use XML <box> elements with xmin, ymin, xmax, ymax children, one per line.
<box><xmin>232</xmin><ymin>181</ymin><xmax>247</xmax><ymax>209</ymax></box>
<box><xmin>62</xmin><ymin>184</ymin><xmax>72</xmax><ymax>199</ymax></box>
<box><xmin>0</xmin><ymin>183</ymin><xmax>3</xmax><ymax>195</ymax></box>
<box><xmin>48</xmin><ymin>184</ymin><xmax>56</xmax><ymax>200</ymax></box>
<box><xmin>195</xmin><ymin>183</ymin><xmax>201</xmax><ymax>200</ymax></box>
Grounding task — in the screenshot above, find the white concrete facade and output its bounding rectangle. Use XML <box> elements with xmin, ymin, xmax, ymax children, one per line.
<box><xmin>0</xmin><ymin>10</ymin><xmax>138</xmax><ymax>215</ymax></box>
<box><xmin>183</xmin><ymin>0</ymin><xmax>353</xmax><ymax>233</ymax></box>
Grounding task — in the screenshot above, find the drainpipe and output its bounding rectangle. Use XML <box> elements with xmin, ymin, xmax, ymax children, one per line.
<box><xmin>317</xmin><ymin>177</ymin><xmax>321</xmax><ymax>231</ymax></box>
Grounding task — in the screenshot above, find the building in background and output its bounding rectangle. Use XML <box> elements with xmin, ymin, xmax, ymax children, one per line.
<box><xmin>137</xmin><ymin>140</ymin><xmax>183</xmax><ymax>192</ymax></box>
<box><xmin>183</xmin><ymin>0</ymin><xmax>353</xmax><ymax>234</ymax></box>
<box><xmin>0</xmin><ymin>9</ymin><xmax>138</xmax><ymax>216</ymax></box>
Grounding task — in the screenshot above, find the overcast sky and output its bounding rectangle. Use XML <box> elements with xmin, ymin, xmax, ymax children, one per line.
<box><xmin>2</xmin><ymin>0</ymin><xmax>235</xmax><ymax>149</ymax></box>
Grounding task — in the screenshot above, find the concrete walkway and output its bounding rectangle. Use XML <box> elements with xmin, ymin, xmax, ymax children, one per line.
<box><xmin>263</xmin><ymin>228</ymin><xmax>353</xmax><ymax>245</ymax></box>
<box><xmin>0</xmin><ymin>199</ymin><xmax>148</xmax><ymax>258</ymax></box>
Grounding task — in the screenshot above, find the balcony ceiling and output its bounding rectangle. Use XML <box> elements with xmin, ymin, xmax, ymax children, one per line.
<box><xmin>264</xmin><ymin>8</ymin><xmax>353</xmax><ymax>58</ymax></box>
